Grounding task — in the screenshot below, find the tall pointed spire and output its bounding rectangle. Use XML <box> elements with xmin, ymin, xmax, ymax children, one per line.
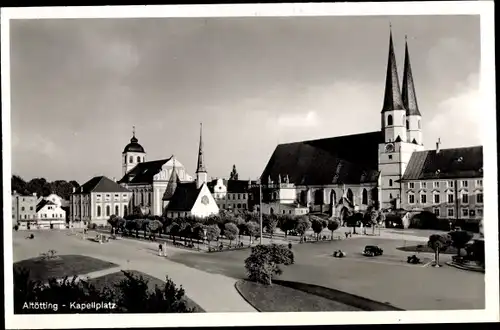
<box><xmin>402</xmin><ymin>36</ymin><xmax>421</xmax><ymax>116</ymax></box>
<box><xmin>381</xmin><ymin>25</ymin><xmax>404</xmax><ymax>113</ymax></box>
<box><xmin>196</xmin><ymin>123</ymin><xmax>206</xmax><ymax>173</ymax></box>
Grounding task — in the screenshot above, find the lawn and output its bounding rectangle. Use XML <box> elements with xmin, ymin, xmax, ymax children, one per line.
<box><xmin>396</xmin><ymin>244</ymin><xmax>458</xmax><ymax>255</ymax></box>
<box><xmin>88</xmin><ymin>270</ymin><xmax>205</xmax><ymax>313</ymax></box>
<box><xmin>13</xmin><ymin>255</ymin><xmax>118</xmax><ymax>282</ymax></box>
<box><xmin>235</xmin><ymin>279</ymin><xmax>362</xmax><ymax>312</ymax></box>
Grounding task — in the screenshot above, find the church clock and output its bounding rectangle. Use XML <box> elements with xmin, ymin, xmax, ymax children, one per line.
<box><xmin>385</xmin><ymin>143</ymin><xmax>395</xmax><ymax>153</ymax></box>
<box><xmin>201</xmin><ymin>196</ymin><xmax>209</xmax><ymax>205</ymax></box>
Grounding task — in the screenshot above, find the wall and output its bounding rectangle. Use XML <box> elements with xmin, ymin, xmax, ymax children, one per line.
<box><xmin>15</xmin><ymin>195</ymin><xmax>37</xmax><ymax>222</ymax></box>
<box><xmin>91</xmin><ymin>191</ymin><xmax>132</xmax><ymax>224</ymax></box>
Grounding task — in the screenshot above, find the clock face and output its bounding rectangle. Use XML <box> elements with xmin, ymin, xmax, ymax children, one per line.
<box><xmin>385</xmin><ymin>143</ymin><xmax>394</xmax><ymax>153</ymax></box>
<box><xmin>201</xmin><ymin>196</ymin><xmax>209</xmax><ymax>205</ymax></box>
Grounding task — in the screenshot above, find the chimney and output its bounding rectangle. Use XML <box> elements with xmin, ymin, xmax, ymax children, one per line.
<box><xmin>436</xmin><ymin>138</ymin><xmax>441</xmax><ymax>154</ymax></box>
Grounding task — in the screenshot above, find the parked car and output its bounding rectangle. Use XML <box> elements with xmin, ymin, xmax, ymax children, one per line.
<box><xmin>363</xmin><ymin>245</ymin><xmax>383</xmax><ymax>257</ymax></box>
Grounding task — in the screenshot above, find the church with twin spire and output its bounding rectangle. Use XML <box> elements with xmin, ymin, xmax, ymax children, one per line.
<box><xmin>118</xmin><ymin>124</ymin><xmax>219</xmax><ymax>218</ymax></box>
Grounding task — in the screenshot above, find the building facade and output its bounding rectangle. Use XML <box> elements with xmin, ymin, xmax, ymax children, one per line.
<box><xmin>259</xmin><ymin>29</ymin><xmax>482</xmax><ymax>224</ymax></box>
<box><xmin>208</xmin><ymin>179</ymin><xmax>256</xmax><ymax>212</ymax></box>
<box><xmin>70</xmin><ymin>176</ymin><xmax>133</xmax><ymax>226</ymax></box>
<box><xmin>36</xmin><ymin>199</ymin><xmax>66</xmax><ymax>229</ymax></box>
<box><xmin>399</xmin><ymin>145</ymin><xmax>483</xmax><ymax>223</ymax></box>
<box><xmin>12</xmin><ymin>192</ymin><xmax>38</xmax><ymax>228</ymax></box>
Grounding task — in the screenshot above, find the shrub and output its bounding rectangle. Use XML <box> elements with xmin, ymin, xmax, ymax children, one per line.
<box><xmin>427</xmin><ymin>233</ymin><xmax>452</xmax><ymax>266</ymax></box>
<box><xmin>311</xmin><ymin>219</ymin><xmax>324</xmax><ymax>241</ymax></box>
<box><xmin>265</xmin><ymin>216</ymin><xmax>278</xmax><ymax>238</ymax></box>
<box><xmin>346</xmin><ymin>212</ymin><xmax>363</xmax><ymax>233</ymax></box>
<box><xmin>278</xmin><ymin>215</ymin><xmax>297</xmax><ymax>238</ymax></box>
<box><xmin>409</xmin><ymin>211</ymin><xmax>437</xmax><ymax>229</ymax></box>
<box><xmin>295</xmin><ymin>217</ymin><xmax>311</xmax><ymax>238</ymax></box>
<box><xmin>205</xmin><ymin>224</ymin><xmax>221</xmax><ymax>248</ymax></box>
<box><xmin>224</xmin><ymin>222</ymin><xmax>239</xmax><ymax>246</ymax></box>
<box><xmin>244</xmin><ymin>244</ymin><xmax>294</xmax><ymax>285</ymax></box>
<box><xmin>246</xmin><ymin>221</ymin><xmax>260</xmax><ymax>244</ymax></box>
<box><xmin>327</xmin><ymin>219</ymin><xmax>340</xmax><ymax>239</ymax></box>
<box><xmin>448</xmin><ymin>230</ymin><xmax>474</xmax><ymax>257</ymax></box>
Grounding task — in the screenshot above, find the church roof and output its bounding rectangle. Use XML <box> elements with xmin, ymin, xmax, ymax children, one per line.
<box><xmin>165</xmin><ymin>182</ymin><xmax>203</xmax><ymax>211</ymax></box>
<box><xmin>401</xmin><ymin>146</ymin><xmax>483</xmax><ymax>181</ymax></box>
<box><xmin>381</xmin><ymin>29</ymin><xmax>405</xmax><ymax>113</ymax></box>
<box><xmin>260</xmin><ymin>131</ymin><xmax>383</xmax><ymax>186</ymax></box>
<box><xmin>36</xmin><ymin>199</ymin><xmax>56</xmax><ymax>212</ymax></box>
<box><xmin>75</xmin><ymin>176</ymin><xmax>130</xmax><ymax>194</ymax></box>
<box><xmin>118</xmin><ymin>158</ymin><xmax>172</xmax><ymax>184</ymax></box>
<box><xmin>123</xmin><ymin>135</ymin><xmax>145</xmax><ymax>153</ymax></box>
<box><xmin>162</xmin><ymin>167</ymin><xmax>181</xmax><ymax>201</ymax></box>
<box><xmin>402</xmin><ymin>39</ymin><xmax>421</xmax><ymax>116</ymax></box>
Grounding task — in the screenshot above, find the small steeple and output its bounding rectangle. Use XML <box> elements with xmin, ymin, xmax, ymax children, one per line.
<box><xmin>196</xmin><ymin>123</ymin><xmax>206</xmax><ymax>173</ymax></box>
<box><xmin>402</xmin><ymin>36</ymin><xmax>421</xmax><ymax>116</ymax></box>
<box><xmin>381</xmin><ymin>25</ymin><xmax>404</xmax><ymax>113</ymax></box>
<box><xmin>163</xmin><ymin>155</ymin><xmax>180</xmax><ymax>201</ymax></box>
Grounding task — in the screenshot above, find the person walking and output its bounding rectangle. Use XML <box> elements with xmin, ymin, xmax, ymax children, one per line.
<box><xmin>158</xmin><ymin>243</ymin><xmax>163</xmax><ymax>256</ymax></box>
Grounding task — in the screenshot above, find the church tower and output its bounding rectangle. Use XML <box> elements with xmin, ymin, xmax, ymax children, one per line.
<box><xmin>402</xmin><ymin>37</ymin><xmax>423</xmax><ymax>146</ymax></box>
<box><xmin>196</xmin><ymin>123</ymin><xmax>208</xmax><ymax>189</ymax></box>
<box><xmin>122</xmin><ymin>126</ymin><xmax>146</xmax><ymax>177</ymax></box>
<box><xmin>378</xmin><ymin>28</ymin><xmax>424</xmax><ymax>209</ymax></box>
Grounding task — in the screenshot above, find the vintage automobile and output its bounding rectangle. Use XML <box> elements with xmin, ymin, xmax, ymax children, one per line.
<box><xmin>333</xmin><ymin>250</ymin><xmax>347</xmax><ymax>258</ymax></box>
<box><xmin>363</xmin><ymin>245</ymin><xmax>383</xmax><ymax>257</ymax></box>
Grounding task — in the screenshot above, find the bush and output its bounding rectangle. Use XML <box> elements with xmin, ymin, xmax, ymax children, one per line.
<box><xmin>244</xmin><ymin>244</ymin><xmax>294</xmax><ymax>285</ymax></box>
<box><xmin>90</xmin><ymin>223</ymin><xmax>97</xmax><ymax>230</ymax></box>
<box><xmin>14</xmin><ymin>268</ymin><xmax>194</xmax><ymax>313</ymax></box>
<box><xmin>311</xmin><ymin>219</ymin><xmax>324</xmax><ymax>241</ymax></box>
<box><xmin>448</xmin><ymin>230</ymin><xmax>474</xmax><ymax>257</ymax></box>
<box><xmin>224</xmin><ymin>223</ymin><xmax>239</xmax><ymax>246</ymax></box>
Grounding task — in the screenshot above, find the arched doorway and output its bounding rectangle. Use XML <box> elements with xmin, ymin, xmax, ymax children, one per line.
<box><xmin>362</xmin><ymin>189</ymin><xmax>368</xmax><ymax>205</ymax></box>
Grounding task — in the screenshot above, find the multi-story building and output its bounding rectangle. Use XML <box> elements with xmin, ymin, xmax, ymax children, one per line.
<box><xmin>36</xmin><ymin>199</ymin><xmax>67</xmax><ymax>229</ymax></box>
<box><xmin>208</xmin><ymin>179</ymin><xmax>256</xmax><ymax>212</ymax></box>
<box><xmin>12</xmin><ymin>192</ymin><xmax>38</xmax><ymax>229</ymax></box>
<box><xmin>399</xmin><ymin>145</ymin><xmax>483</xmax><ymax>224</ymax></box>
<box><xmin>70</xmin><ymin>176</ymin><xmax>133</xmax><ymax>226</ymax></box>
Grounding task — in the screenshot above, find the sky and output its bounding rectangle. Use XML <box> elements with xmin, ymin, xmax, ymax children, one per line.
<box><xmin>9</xmin><ymin>15</ymin><xmax>481</xmax><ymax>184</ymax></box>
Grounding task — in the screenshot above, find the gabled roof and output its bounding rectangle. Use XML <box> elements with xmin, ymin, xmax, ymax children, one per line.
<box><xmin>401</xmin><ymin>146</ymin><xmax>483</xmax><ymax>181</ymax></box>
<box><xmin>75</xmin><ymin>176</ymin><xmax>130</xmax><ymax>194</ymax></box>
<box><xmin>36</xmin><ymin>199</ymin><xmax>56</xmax><ymax>212</ymax></box>
<box><xmin>261</xmin><ymin>131</ymin><xmax>383</xmax><ymax>186</ymax></box>
<box><xmin>165</xmin><ymin>182</ymin><xmax>203</xmax><ymax>212</ymax></box>
<box><xmin>118</xmin><ymin>158</ymin><xmax>172</xmax><ymax>184</ymax></box>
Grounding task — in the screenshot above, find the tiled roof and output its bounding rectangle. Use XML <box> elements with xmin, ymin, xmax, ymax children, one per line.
<box><xmin>165</xmin><ymin>182</ymin><xmax>202</xmax><ymax>212</ymax></box>
<box><xmin>36</xmin><ymin>199</ymin><xmax>56</xmax><ymax>213</ymax></box>
<box><xmin>261</xmin><ymin>131</ymin><xmax>383</xmax><ymax>186</ymax></box>
<box><xmin>401</xmin><ymin>146</ymin><xmax>483</xmax><ymax>181</ymax></box>
<box><xmin>118</xmin><ymin>158</ymin><xmax>172</xmax><ymax>184</ymax></box>
<box><xmin>75</xmin><ymin>176</ymin><xmax>130</xmax><ymax>194</ymax></box>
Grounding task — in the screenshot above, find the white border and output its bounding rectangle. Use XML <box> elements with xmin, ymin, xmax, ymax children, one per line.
<box><xmin>2</xmin><ymin>2</ymin><xmax>498</xmax><ymax>328</ymax></box>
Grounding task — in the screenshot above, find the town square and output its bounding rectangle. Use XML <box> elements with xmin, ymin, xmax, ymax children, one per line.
<box><xmin>4</xmin><ymin>4</ymin><xmax>496</xmax><ymax>324</ymax></box>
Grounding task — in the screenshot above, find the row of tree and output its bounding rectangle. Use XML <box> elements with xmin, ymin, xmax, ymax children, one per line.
<box><xmin>12</xmin><ymin>175</ymin><xmax>79</xmax><ymax>200</ymax></box>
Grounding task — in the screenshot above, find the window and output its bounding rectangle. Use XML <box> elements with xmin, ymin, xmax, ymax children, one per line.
<box><xmin>137</xmin><ymin>156</ymin><xmax>141</xmax><ymax>163</ymax></box>
<box><xmin>434</xmin><ymin>208</ymin><xmax>440</xmax><ymax>216</ymax></box>
<box><xmin>448</xmin><ymin>181</ymin><xmax>454</xmax><ymax>188</ymax></box>
<box><xmin>30</xmin><ymin>206</ymin><xmax>33</xmax><ymax>211</ymax></box>
<box><xmin>238</xmin><ymin>194</ymin><xmax>241</xmax><ymax>199</ymax></box>
<box><xmin>289</xmin><ymin>210</ymin><xmax>292</xmax><ymax>214</ymax></box>
<box><xmin>477</xmin><ymin>208</ymin><xmax>483</xmax><ymax>217</ymax></box>
<box><xmin>447</xmin><ymin>208</ymin><xmax>454</xmax><ymax>217</ymax></box>
<box><xmin>421</xmin><ymin>194</ymin><xmax>427</xmax><ymax>204</ymax></box>
<box><xmin>408</xmin><ymin>193</ymin><xmax>415</xmax><ymax>204</ymax></box>
<box><xmin>462</xmin><ymin>208</ymin><xmax>469</xmax><ymax>217</ymax></box>
<box><xmin>243</xmin><ymin>194</ymin><xmax>247</xmax><ymax>199</ymax></box>
<box><xmin>222</xmin><ymin>204</ymin><xmax>226</xmax><ymax>209</ymax></box>
<box><xmin>97</xmin><ymin>206</ymin><xmax>101</xmax><ymax>217</ymax></box>
<box><xmin>282</xmin><ymin>210</ymin><xmax>286</xmax><ymax>214</ymax></box>
<box><xmin>477</xmin><ymin>193</ymin><xmax>483</xmax><ymax>203</ymax></box>
<box><xmin>124</xmin><ymin>205</ymin><xmax>128</xmax><ymax>216</ymax></box>
<box><xmin>129</xmin><ymin>156</ymin><xmax>133</xmax><ymax>163</ymax></box>
<box><xmin>389</xmin><ymin>193</ymin><xmax>393</xmax><ymax>200</ymax></box>
<box><xmin>362</xmin><ymin>189</ymin><xmax>368</xmax><ymax>205</ymax></box>
<box><xmin>389</xmin><ymin>179</ymin><xmax>393</xmax><ymax>187</ymax></box>
<box><xmin>21</xmin><ymin>206</ymin><xmax>25</xmax><ymax>211</ymax></box>
<box><xmin>106</xmin><ymin>205</ymin><xmax>110</xmax><ymax>217</ymax></box>
<box><xmin>418</xmin><ymin>120</ymin><xmax>421</xmax><ymax>129</ymax></box>
<box><xmin>228</xmin><ymin>194</ymin><xmax>231</xmax><ymax>200</ymax></box>
<box><xmin>433</xmin><ymin>193</ymin><xmax>440</xmax><ymax>204</ymax></box>
<box><xmin>243</xmin><ymin>204</ymin><xmax>247</xmax><ymax>209</ymax></box>
<box><xmin>462</xmin><ymin>192</ymin><xmax>469</xmax><ymax>204</ymax></box>
<box><xmin>461</xmin><ymin>180</ymin><xmax>468</xmax><ymax>188</ymax></box>
<box><xmin>447</xmin><ymin>193</ymin><xmax>454</xmax><ymax>204</ymax></box>
<box><xmin>237</xmin><ymin>204</ymin><xmax>241</xmax><ymax>209</ymax></box>
<box><xmin>387</xmin><ymin>115</ymin><xmax>393</xmax><ymax>126</ymax></box>
<box><xmin>114</xmin><ymin>194</ymin><xmax>119</xmax><ymax>198</ymax></box>
<box><xmin>388</xmin><ymin>155</ymin><xmax>393</xmax><ymax>160</ymax></box>
<box><xmin>476</xmin><ymin>179</ymin><xmax>483</xmax><ymax>187</ymax></box>
<box><xmin>433</xmin><ymin>181</ymin><xmax>440</xmax><ymax>188</ymax></box>
<box><xmin>123</xmin><ymin>194</ymin><xmax>128</xmax><ymax>198</ymax></box>
<box><xmin>115</xmin><ymin>205</ymin><xmax>119</xmax><ymax>215</ymax></box>
<box><xmin>409</xmin><ymin>182</ymin><xmax>415</xmax><ymax>189</ymax></box>
<box><xmin>421</xmin><ymin>182</ymin><xmax>427</xmax><ymax>189</ymax></box>
<box><xmin>406</xmin><ymin>120</ymin><xmax>410</xmax><ymax>130</ymax></box>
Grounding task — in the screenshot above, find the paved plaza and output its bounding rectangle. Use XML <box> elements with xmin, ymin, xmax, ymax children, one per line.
<box><xmin>12</xmin><ymin>228</ymin><xmax>484</xmax><ymax>311</ymax></box>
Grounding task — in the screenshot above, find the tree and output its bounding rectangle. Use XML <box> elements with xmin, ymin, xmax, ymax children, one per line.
<box><xmin>246</xmin><ymin>221</ymin><xmax>259</xmax><ymax>244</ymax></box>
<box><xmin>311</xmin><ymin>219</ymin><xmax>323</xmax><ymax>241</ymax></box>
<box><xmin>327</xmin><ymin>219</ymin><xmax>340</xmax><ymax>240</ymax></box>
<box><xmin>265</xmin><ymin>216</ymin><xmax>278</xmax><ymax>238</ymax></box>
<box><xmin>12</xmin><ymin>175</ymin><xmax>29</xmax><ymax>195</ymax></box>
<box><xmin>278</xmin><ymin>215</ymin><xmax>297</xmax><ymax>238</ymax></box>
<box><xmin>427</xmin><ymin>233</ymin><xmax>452</xmax><ymax>267</ymax></box>
<box><xmin>192</xmin><ymin>223</ymin><xmax>205</xmax><ymax>249</ymax></box>
<box><xmin>229</xmin><ymin>165</ymin><xmax>239</xmax><ymax>180</ymax></box>
<box><xmin>448</xmin><ymin>230</ymin><xmax>474</xmax><ymax>258</ymax></box>
<box><xmin>206</xmin><ymin>224</ymin><xmax>221</xmax><ymax>249</ymax></box>
<box><xmin>180</xmin><ymin>223</ymin><xmax>193</xmax><ymax>244</ymax></box>
<box><xmin>295</xmin><ymin>216</ymin><xmax>311</xmax><ymax>240</ymax></box>
<box><xmin>147</xmin><ymin>220</ymin><xmax>163</xmax><ymax>240</ymax></box>
<box><xmin>236</xmin><ymin>217</ymin><xmax>247</xmax><ymax>241</ymax></box>
<box><xmin>224</xmin><ymin>222</ymin><xmax>239</xmax><ymax>247</ymax></box>
<box><xmin>244</xmin><ymin>244</ymin><xmax>294</xmax><ymax>285</ymax></box>
<box><xmin>168</xmin><ymin>222</ymin><xmax>180</xmax><ymax>243</ymax></box>
<box><xmin>346</xmin><ymin>212</ymin><xmax>363</xmax><ymax>234</ymax></box>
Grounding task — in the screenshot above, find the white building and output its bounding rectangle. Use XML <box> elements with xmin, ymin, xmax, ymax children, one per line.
<box><xmin>36</xmin><ymin>199</ymin><xmax>66</xmax><ymax>229</ymax></box>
